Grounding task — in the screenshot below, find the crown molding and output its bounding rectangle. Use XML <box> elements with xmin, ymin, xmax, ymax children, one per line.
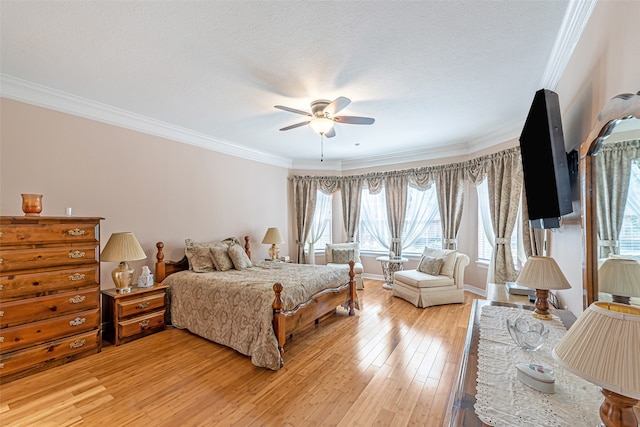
<box><xmin>0</xmin><ymin>74</ymin><xmax>293</xmax><ymax>169</ymax></box>
<box><xmin>539</xmin><ymin>0</ymin><xmax>597</xmax><ymax>90</ymax></box>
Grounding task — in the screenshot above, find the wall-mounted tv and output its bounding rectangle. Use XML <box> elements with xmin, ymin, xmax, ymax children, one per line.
<box><xmin>519</xmin><ymin>89</ymin><xmax>573</xmax><ymax>229</ymax></box>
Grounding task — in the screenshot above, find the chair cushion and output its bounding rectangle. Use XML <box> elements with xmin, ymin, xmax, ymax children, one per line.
<box><xmin>422</xmin><ymin>247</ymin><xmax>457</xmax><ymax>278</ymax></box>
<box><xmin>417</xmin><ymin>255</ymin><xmax>443</xmax><ymax>275</ymax></box>
<box><xmin>325</xmin><ymin>243</ymin><xmax>362</xmax><ymax>263</ymax></box>
<box><xmin>394</xmin><ymin>269</ymin><xmax>454</xmax><ymax>288</ymax></box>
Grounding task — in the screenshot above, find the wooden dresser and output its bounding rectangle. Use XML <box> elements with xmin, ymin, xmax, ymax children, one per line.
<box><xmin>0</xmin><ymin>216</ymin><xmax>103</xmax><ymax>383</ymax></box>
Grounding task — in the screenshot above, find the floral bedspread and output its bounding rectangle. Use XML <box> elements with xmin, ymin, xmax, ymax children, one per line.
<box><xmin>163</xmin><ymin>261</ymin><xmax>353</xmax><ymax>370</ymax></box>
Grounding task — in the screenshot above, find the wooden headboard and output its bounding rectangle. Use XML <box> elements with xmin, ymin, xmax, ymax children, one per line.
<box><xmin>155</xmin><ymin>236</ymin><xmax>251</xmax><ymax>282</ymax></box>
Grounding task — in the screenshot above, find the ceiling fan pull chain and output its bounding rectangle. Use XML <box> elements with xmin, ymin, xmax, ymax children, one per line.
<box><xmin>320</xmin><ymin>134</ymin><xmax>324</xmax><ymax>162</ymax></box>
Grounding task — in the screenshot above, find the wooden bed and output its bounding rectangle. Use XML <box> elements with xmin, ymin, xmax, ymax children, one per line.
<box><xmin>154</xmin><ymin>237</ymin><xmax>356</xmax><ymax>369</ymax></box>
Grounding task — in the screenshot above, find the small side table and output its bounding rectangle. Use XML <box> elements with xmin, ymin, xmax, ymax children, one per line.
<box><xmin>376</xmin><ymin>256</ymin><xmax>408</xmax><ymax>290</ymax></box>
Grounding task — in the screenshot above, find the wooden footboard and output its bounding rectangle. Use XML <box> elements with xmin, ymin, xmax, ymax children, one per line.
<box><xmin>155</xmin><ymin>239</ymin><xmax>356</xmax><ymax>368</ymax></box>
<box><xmin>272</xmin><ymin>260</ymin><xmax>356</xmax><ymax>366</ymax></box>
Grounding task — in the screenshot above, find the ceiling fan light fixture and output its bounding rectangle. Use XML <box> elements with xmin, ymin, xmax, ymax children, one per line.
<box><xmin>309</xmin><ymin>117</ymin><xmax>334</xmax><ymax>135</ymax></box>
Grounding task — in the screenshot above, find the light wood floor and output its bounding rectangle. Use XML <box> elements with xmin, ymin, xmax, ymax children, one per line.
<box><xmin>0</xmin><ymin>279</ymin><xmax>475</xmax><ymax>426</ymax></box>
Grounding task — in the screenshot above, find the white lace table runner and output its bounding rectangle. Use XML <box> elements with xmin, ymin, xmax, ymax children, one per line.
<box><xmin>474</xmin><ymin>305</ymin><xmax>602</xmax><ymax>427</ymax></box>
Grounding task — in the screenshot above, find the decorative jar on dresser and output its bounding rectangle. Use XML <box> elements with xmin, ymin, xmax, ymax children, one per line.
<box><xmin>0</xmin><ymin>216</ymin><xmax>103</xmax><ymax>383</ymax></box>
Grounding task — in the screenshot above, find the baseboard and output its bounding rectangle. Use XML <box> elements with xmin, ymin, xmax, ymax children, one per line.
<box><xmin>363</xmin><ymin>273</ymin><xmax>385</xmax><ymax>281</ymax></box>
<box><xmin>464</xmin><ymin>284</ymin><xmax>485</xmax><ymax>297</ymax></box>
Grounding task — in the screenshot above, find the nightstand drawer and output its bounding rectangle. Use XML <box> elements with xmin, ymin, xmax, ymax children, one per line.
<box><xmin>0</xmin><ymin>245</ymin><xmax>99</xmax><ymax>273</ymax></box>
<box><xmin>0</xmin><ymin>308</ymin><xmax>99</xmax><ymax>353</ymax></box>
<box><xmin>117</xmin><ymin>291</ymin><xmax>166</xmax><ymax>318</ymax></box>
<box><xmin>0</xmin><ymin>287</ymin><xmax>99</xmax><ymax>328</ymax></box>
<box><xmin>0</xmin><ymin>329</ymin><xmax>100</xmax><ymax>377</ymax></box>
<box><xmin>0</xmin><ymin>266</ymin><xmax>99</xmax><ymax>300</ymax></box>
<box><xmin>118</xmin><ymin>310</ymin><xmax>166</xmax><ymax>339</ymax></box>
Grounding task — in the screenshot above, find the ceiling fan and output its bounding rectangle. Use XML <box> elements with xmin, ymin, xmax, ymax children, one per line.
<box><xmin>275</xmin><ymin>97</ymin><xmax>375</xmax><ymax>138</ymax></box>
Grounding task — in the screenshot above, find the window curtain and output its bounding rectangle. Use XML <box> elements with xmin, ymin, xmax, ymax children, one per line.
<box><xmin>341</xmin><ymin>177</ymin><xmax>363</xmax><ymax>243</ymax></box>
<box><xmin>596</xmin><ymin>139</ymin><xmax>640</xmax><ymax>258</ymax></box>
<box><xmin>305</xmin><ymin>190</ymin><xmax>332</xmax><ymax>264</ymax></box>
<box><xmin>293</xmin><ymin>177</ymin><xmax>318</xmax><ymax>264</ymax></box>
<box><xmin>384</xmin><ymin>173</ymin><xmax>408</xmax><ymax>256</ymax></box>
<box><xmin>435</xmin><ymin>166</ymin><xmax>465</xmax><ymax>250</ymax></box>
<box><xmin>477</xmin><ymin>179</ymin><xmax>496</xmax><ymax>284</ymax></box>
<box><xmin>402</xmin><ymin>185</ymin><xmax>440</xmax><ymax>250</ymax></box>
<box><xmin>486</xmin><ymin>151</ymin><xmax>522</xmax><ymax>284</ymax></box>
<box><xmin>360</xmin><ymin>186</ymin><xmax>390</xmax><ymax>249</ymax></box>
<box><xmin>520</xmin><ymin>184</ymin><xmax>547</xmax><ymax>257</ymax></box>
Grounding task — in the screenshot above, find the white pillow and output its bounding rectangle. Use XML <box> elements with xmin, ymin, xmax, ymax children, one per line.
<box><xmin>422</xmin><ymin>247</ymin><xmax>457</xmax><ymax>278</ymax></box>
<box><xmin>325</xmin><ymin>242</ymin><xmax>361</xmax><ymax>263</ymax></box>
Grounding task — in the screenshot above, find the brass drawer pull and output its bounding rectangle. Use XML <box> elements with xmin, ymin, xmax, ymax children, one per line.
<box><xmin>136</xmin><ymin>302</ymin><xmax>150</xmax><ymax>309</ymax></box>
<box><xmin>69</xmin><ymin>273</ymin><xmax>86</xmax><ymax>281</ymax></box>
<box><xmin>68</xmin><ymin>251</ymin><xmax>85</xmax><ymax>259</ymax></box>
<box><xmin>69</xmin><ymin>295</ymin><xmax>86</xmax><ymax>304</ymax></box>
<box><xmin>68</xmin><ymin>228</ymin><xmax>86</xmax><ymax>236</ymax></box>
<box><xmin>0</xmin><ymin>337</ymin><xmax>4</xmax><ymax>342</ymax></box>
<box><xmin>0</xmin><ymin>363</ymin><xmax>4</xmax><ymax>369</ymax></box>
<box><xmin>69</xmin><ymin>317</ymin><xmax>86</xmax><ymax>326</ymax></box>
<box><xmin>0</xmin><ymin>311</ymin><xmax>4</xmax><ymax>317</ymax></box>
<box><xmin>139</xmin><ymin>319</ymin><xmax>150</xmax><ymax>327</ymax></box>
<box><xmin>0</xmin><ymin>285</ymin><xmax>3</xmax><ymax>291</ymax></box>
<box><xmin>70</xmin><ymin>339</ymin><xmax>86</xmax><ymax>349</ymax></box>
<box><xmin>0</xmin><ymin>258</ymin><xmax>3</xmax><ymax>264</ymax></box>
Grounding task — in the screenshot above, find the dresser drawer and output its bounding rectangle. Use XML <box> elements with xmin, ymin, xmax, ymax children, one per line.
<box><xmin>0</xmin><ymin>287</ymin><xmax>99</xmax><ymax>328</ymax></box>
<box><xmin>118</xmin><ymin>310</ymin><xmax>165</xmax><ymax>339</ymax></box>
<box><xmin>0</xmin><ymin>308</ymin><xmax>99</xmax><ymax>353</ymax></box>
<box><xmin>117</xmin><ymin>291</ymin><xmax>166</xmax><ymax>318</ymax></box>
<box><xmin>0</xmin><ymin>266</ymin><xmax>99</xmax><ymax>300</ymax></box>
<box><xmin>0</xmin><ymin>222</ymin><xmax>99</xmax><ymax>246</ymax></box>
<box><xmin>0</xmin><ymin>329</ymin><xmax>99</xmax><ymax>377</ymax></box>
<box><xmin>0</xmin><ymin>245</ymin><xmax>99</xmax><ymax>273</ymax></box>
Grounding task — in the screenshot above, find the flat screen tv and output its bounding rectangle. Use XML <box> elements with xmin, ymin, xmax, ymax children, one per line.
<box><xmin>519</xmin><ymin>89</ymin><xmax>573</xmax><ymax>229</ymax></box>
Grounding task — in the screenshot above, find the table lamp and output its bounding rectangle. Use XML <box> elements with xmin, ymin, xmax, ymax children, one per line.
<box><xmin>100</xmin><ymin>232</ymin><xmax>147</xmax><ymax>293</ymax></box>
<box><xmin>516</xmin><ymin>255</ymin><xmax>571</xmax><ymax>320</ymax></box>
<box><xmin>598</xmin><ymin>258</ymin><xmax>640</xmax><ymax>304</ymax></box>
<box><xmin>262</xmin><ymin>227</ymin><xmax>285</xmax><ymax>261</ymax></box>
<box><xmin>553</xmin><ymin>302</ymin><xmax>640</xmax><ymax>427</ymax></box>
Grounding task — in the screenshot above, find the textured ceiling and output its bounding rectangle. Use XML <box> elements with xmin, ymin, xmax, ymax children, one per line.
<box><xmin>0</xmin><ymin>1</ymin><xmax>573</xmax><ymax>169</ymax></box>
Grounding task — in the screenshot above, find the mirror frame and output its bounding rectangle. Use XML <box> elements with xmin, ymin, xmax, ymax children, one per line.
<box><xmin>580</xmin><ymin>91</ymin><xmax>640</xmax><ymax>308</ymax></box>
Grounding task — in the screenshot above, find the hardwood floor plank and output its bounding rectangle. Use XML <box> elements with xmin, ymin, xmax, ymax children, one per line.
<box><xmin>0</xmin><ymin>280</ymin><xmax>479</xmax><ymax>426</ymax></box>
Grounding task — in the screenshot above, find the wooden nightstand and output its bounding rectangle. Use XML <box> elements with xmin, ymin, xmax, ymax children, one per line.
<box><xmin>101</xmin><ymin>283</ymin><xmax>168</xmax><ymax>346</ymax></box>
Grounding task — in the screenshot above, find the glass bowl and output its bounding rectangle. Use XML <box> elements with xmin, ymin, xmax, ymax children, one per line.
<box><xmin>506</xmin><ymin>316</ymin><xmax>549</xmax><ymax>351</ymax></box>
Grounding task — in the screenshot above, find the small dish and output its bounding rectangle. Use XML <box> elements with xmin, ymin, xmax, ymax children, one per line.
<box><xmin>506</xmin><ymin>316</ymin><xmax>549</xmax><ymax>351</ymax></box>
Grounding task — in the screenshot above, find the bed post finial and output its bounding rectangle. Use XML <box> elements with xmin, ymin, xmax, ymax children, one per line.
<box><xmin>244</xmin><ymin>236</ymin><xmax>251</xmax><ymax>260</ymax></box>
<box><xmin>156</xmin><ymin>242</ymin><xmax>165</xmax><ymax>263</ymax></box>
<box><xmin>272</xmin><ymin>282</ymin><xmax>285</xmax><ymax>367</ymax></box>
<box><xmin>156</xmin><ymin>242</ymin><xmax>166</xmax><ymax>283</ymax></box>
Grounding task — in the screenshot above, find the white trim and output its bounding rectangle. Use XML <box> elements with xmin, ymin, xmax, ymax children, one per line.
<box><xmin>363</xmin><ymin>273</ymin><xmax>385</xmax><ymax>282</ymax></box>
<box><xmin>0</xmin><ymin>74</ymin><xmax>293</xmax><ymax>169</ymax></box>
<box><xmin>464</xmin><ymin>284</ymin><xmax>486</xmax><ymax>297</ymax></box>
<box><xmin>539</xmin><ymin>0</ymin><xmax>597</xmax><ymax>90</ymax></box>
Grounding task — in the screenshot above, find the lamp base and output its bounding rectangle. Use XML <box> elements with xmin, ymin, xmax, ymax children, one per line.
<box><xmin>112</xmin><ymin>261</ymin><xmax>134</xmax><ymax>294</ymax></box>
<box><xmin>268</xmin><ymin>244</ymin><xmax>280</xmax><ymax>261</ymax></box>
<box><xmin>533</xmin><ymin>289</ymin><xmax>553</xmax><ymax>320</ymax></box>
<box><xmin>599</xmin><ymin>389</ymin><xmax>638</xmax><ymax>427</ymax></box>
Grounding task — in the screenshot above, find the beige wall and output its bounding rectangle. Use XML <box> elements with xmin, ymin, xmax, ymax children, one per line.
<box><xmin>0</xmin><ymin>99</ymin><xmax>291</xmax><ymax>289</ymax></box>
<box><xmin>551</xmin><ymin>0</ymin><xmax>640</xmax><ymax>314</ymax></box>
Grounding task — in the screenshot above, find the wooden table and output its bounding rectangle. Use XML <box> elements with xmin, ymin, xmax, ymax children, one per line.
<box><xmin>446</xmin><ymin>299</ymin><xmax>576</xmax><ymax>427</ymax></box>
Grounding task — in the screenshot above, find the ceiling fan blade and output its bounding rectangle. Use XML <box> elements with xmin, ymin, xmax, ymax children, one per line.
<box><xmin>333</xmin><ymin>116</ymin><xmax>375</xmax><ymax>125</ymax></box>
<box><xmin>274</xmin><ymin>105</ymin><xmax>312</xmax><ymax>116</ymax></box>
<box><xmin>324</xmin><ymin>97</ymin><xmax>351</xmax><ymax>116</ymax></box>
<box><xmin>324</xmin><ymin>127</ymin><xmax>336</xmax><ymax>138</ymax></box>
<box><xmin>279</xmin><ymin>120</ymin><xmax>310</xmax><ymax>131</ymax></box>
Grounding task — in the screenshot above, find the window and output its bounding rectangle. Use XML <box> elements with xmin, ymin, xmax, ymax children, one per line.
<box><xmin>306</xmin><ymin>190</ymin><xmax>332</xmax><ymax>252</ymax></box>
<box><xmin>359</xmin><ymin>185</ymin><xmax>442</xmax><ymax>254</ymax></box>
<box><xmin>619</xmin><ymin>161</ymin><xmax>640</xmax><ymax>256</ymax></box>
<box><xmin>476</xmin><ymin>179</ymin><xmax>521</xmax><ymax>269</ymax></box>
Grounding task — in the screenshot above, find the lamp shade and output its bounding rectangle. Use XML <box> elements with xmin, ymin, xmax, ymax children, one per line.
<box><xmin>262</xmin><ymin>227</ymin><xmax>285</xmax><ymax>245</ymax></box>
<box><xmin>553</xmin><ymin>302</ymin><xmax>640</xmax><ymax>400</ymax></box>
<box><xmin>599</xmin><ymin>258</ymin><xmax>640</xmax><ymax>298</ymax></box>
<box><xmin>309</xmin><ymin>117</ymin><xmax>334</xmax><ymax>135</ymax></box>
<box><xmin>100</xmin><ymin>232</ymin><xmax>147</xmax><ymax>262</ymax></box>
<box><xmin>516</xmin><ymin>256</ymin><xmax>571</xmax><ymax>290</ymax></box>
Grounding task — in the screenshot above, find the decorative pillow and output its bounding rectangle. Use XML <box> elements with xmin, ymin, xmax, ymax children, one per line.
<box><xmin>185</xmin><ymin>239</ymin><xmax>217</xmax><ymax>272</ymax></box>
<box><xmin>332</xmin><ymin>248</ymin><xmax>355</xmax><ymax>264</ymax></box>
<box><xmin>228</xmin><ymin>242</ymin><xmax>252</xmax><ymax>270</ymax></box>
<box><xmin>417</xmin><ymin>256</ymin><xmax>444</xmax><ymax>275</ymax></box>
<box><xmin>422</xmin><ymin>247</ymin><xmax>457</xmax><ymax>278</ymax></box>
<box><xmin>325</xmin><ymin>242</ymin><xmax>361</xmax><ymax>263</ymax></box>
<box><xmin>210</xmin><ymin>245</ymin><xmax>234</xmax><ymax>271</ymax></box>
